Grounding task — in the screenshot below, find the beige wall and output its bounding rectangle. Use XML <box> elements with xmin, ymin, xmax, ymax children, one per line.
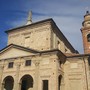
<box><xmin>0</xmin><ymin>46</ymin><xmax>90</xmax><ymax>90</ymax></box>
<box><xmin>7</xmin><ymin>20</ymin><xmax>75</xmax><ymax>53</ymax></box>
<box><xmin>64</xmin><ymin>57</ymin><xmax>89</xmax><ymax>90</ymax></box>
<box><xmin>50</xmin><ymin>22</ymin><xmax>75</xmax><ymax>53</ymax></box>
<box><xmin>0</xmin><ymin>51</ymin><xmax>64</xmax><ymax>90</ymax></box>
<box><xmin>7</xmin><ymin>22</ymin><xmax>52</xmax><ymax>51</ymax></box>
<box><xmin>2</xmin><ymin>19</ymin><xmax>90</xmax><ymax>90</ymax></box>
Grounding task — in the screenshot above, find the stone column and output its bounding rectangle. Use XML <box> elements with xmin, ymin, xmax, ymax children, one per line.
<box><xmin>13</xmin><ymin>63</ymin><xmax>21</xmax><ymax>90</ymax></box>
<box><xmin>34</xmin><ymin>60</ymin><xmax>40</xmax><ymax>90</ymax></box>
<box><xmin>0</xmin><ymin>66</ymin><xmax>4</xmax><ymax>90</ymax></box>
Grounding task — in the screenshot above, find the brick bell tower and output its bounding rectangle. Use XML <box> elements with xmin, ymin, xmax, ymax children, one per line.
<box><xmin>81</xmin><ymin>11</ymin><xmax>90</xmax><ymax>54</ymax></box>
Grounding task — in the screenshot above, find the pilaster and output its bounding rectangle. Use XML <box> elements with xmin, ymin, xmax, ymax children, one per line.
<box><xmin>13</xmin><ymin>63</ymin><xmax>21</xmax><ymax>90</ymax></box>
<box><xmin>33</xmin><ymin>60</ymin><xmax>40</xmax><ymax>90</ymax></box>
<box><xmin>0</xmin><ymin>66</ymin><xmax>4</xmax><ymax>90</ymax></box>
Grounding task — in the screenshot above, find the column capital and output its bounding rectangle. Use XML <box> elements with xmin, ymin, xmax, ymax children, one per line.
<box><xmin>2</xmin><ymin>82</ymin><xmax>5</xmax><ymax>85</ymax></box>
<box><xmin>15</xmin><ymin>63</ymin><xmax>21</xmax><ymax>67</ymax></box>
<box><xmin>33</xmin><ymin>60</ymin><xmax>40</xmax><ymax>67</ymax></box>
<box><xmin>0</xmin><ymin>65</ymin><xmax>4</xmax><ymax>70</ymax></box>
<box><xmin>18</xmin><ymin>82</ymin><xmax>21</xmax><ymax>85</ymax></box>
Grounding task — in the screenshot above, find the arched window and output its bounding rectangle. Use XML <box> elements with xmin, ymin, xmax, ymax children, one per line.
<box><xmin>58</xmin><ymin>75</ymin><xmax>62</xmax><ymax>90</ymax></box>
<box><xmin>87</xmin><ymin>34</ymin><xmax>90</xmax><ymax>42</ymax></box>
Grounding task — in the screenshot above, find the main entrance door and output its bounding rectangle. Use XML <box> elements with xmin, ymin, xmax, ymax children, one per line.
<box><xmin>21</xmin><ymin>75</ymin><xmax>33</xmax><ymax>90</ymax></box>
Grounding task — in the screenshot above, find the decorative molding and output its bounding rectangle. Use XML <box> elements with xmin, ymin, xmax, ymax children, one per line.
<box><xmin>15</xmin><ymin>63</ymin><xmax>21</xmax><ymax>67</ymax></box>
<box><xmin>33</xmin><ymin>60</ymin><xmax>40</xmax><ymax>67</ymax></box>
<box><xmin>0</xmin><ymin>65</ymin><xmax>4</xmax><ymax>70</ymax></box>
<box><xmin>21</xmin><ymin>32</ymin><xmax>31</xmax><ymax>35</ymax></box>
<box><xmin>9</xmin><ymin>34</ymin><xmax>20</xmax><ymax>38</ymax></box>
<box><xmin>68</xmin><ymin>73</ymin><xmax>82</xmax><ymax>76</ymax></box>
<box><xmin>34</xmin><ymin>28</ymin><xmax>49</xmax><ymax>32</ymax></box>
<box><xmin>40</xmin><ymin>68</ymin><xmax>52</xmax><ymax>70</ymax></box>
<box><xmin>40</xmin><ymin>75</ymin><xmax>51</xmax><ymax>78</ymax></box>
<box><xmin>3</xmin><ymin>71</ymin><xmax>15</xmax><ymax>73</ymax></box>
<box><xmin>69</xmin><ymin>78</ymin><xmax>81</xmax><ymax>80</ymax></box>
<box><xmin>20</xmin><ymin>69</ymin><xmax>35</xmax><ymax>72</ymax></box>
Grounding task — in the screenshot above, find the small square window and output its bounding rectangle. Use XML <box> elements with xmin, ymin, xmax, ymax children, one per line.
<box><xmin>25</xmin><ymin>60</ymin><xmax>31</xmax><ymax>66</ymax></box>
<box><xmin>8</xmin><ymin>62</ymin><xmax>14</xmax><ymax>68</ymax></box>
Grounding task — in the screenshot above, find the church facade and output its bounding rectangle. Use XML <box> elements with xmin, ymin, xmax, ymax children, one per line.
<box><xmin>0</xmin><ymin>11</ymin><xmax>90</xmax><ymax>90</ymax></box>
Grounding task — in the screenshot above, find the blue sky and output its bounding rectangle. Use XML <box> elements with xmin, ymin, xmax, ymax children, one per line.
<box><xmin>0</xmin><ymin>0</ymin><xmax>90</xmax><ymax>53</ymax></box>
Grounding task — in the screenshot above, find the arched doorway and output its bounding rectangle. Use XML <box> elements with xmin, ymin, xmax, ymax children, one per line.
<box><xmin>58</xmin><ymin>75</ymin><xmax>62</xmax><ymax>90</ymax></box>
<box><xmin>3</xmin><ymin>76</ymin><xmax>14</xmax><ymax>90</ymax></box>
<box><xmin>20</xmin><ymin>75</ymin><xmax>33</xmax><ymax>90</ymax></box>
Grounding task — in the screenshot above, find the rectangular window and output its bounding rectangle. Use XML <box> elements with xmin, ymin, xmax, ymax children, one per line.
<box><xmin>8</xmin><ymin>62</ymin><xmax>14</xmax><ymax>68</ymax></box>
<box><xmin>25</xmin><ymin>60</ymin><xmax>31</xmax><ymax>66</ymax></box>
<box><xmin>43</xmin><ymin>80</ymin><xmax>48</xmax><ymax>90</ymax></box>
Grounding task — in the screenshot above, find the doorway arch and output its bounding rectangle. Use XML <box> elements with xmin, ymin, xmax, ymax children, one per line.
<box><xmin>20</xmin><ymin>74</ymin><xmax>33</xmax><ymax>90</ymax></box>
<box><xmin>3</xmin><ymin>76</ymin><xmax>14</xmax><ymax>90</ymax></box>
<box><xmin>58</xmin><ymin>75</ymin><xmax>62</xmax><ymax>90</ymax></box>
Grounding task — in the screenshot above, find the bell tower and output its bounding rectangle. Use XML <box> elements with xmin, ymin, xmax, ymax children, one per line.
<box><xmin>81</xmin><ymin>11</ymin><xmax>90</xmax><ymax>54</ymax></box>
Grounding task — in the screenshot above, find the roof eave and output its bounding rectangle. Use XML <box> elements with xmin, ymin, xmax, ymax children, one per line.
<box><xmin>5</xmin><ymin>18</ymin><xmax>53</xmax><ymax>33</ymax></box>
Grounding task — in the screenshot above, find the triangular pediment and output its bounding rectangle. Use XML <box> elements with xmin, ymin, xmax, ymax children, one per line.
<box><xmin>0</xmin><ymin>44</ymin><xmax>39</xmax><ymax>59</ymax></box>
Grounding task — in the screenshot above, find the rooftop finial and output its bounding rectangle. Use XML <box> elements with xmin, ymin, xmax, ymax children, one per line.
<box><xmin>85</xmin><ymin>7</ymin><xmax>90</xmax><ymax>15</ymax></box>
<box><xmin>26</xmin><ymin>11</ymin><xmax>32</xmax><ymax>25</ymax></box>
<box><xmin>86</xmin><ymin>10</ymin><xmax>89</xmax><ymax>15</ymax></box>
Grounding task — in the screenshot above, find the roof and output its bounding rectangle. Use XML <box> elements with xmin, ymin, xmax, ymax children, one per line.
<box><xmin>0</xmin><ymin>44</ymin><xmax>89</xmax><ymax>60</ymax></box>
<box><xmin>5</xmin><ymin>17</ymin><xmax>76</xmax><ymax>52</ymax></box>
<box><xmin>0</xmin><ymin>44</ymin><xmax>39</xmax><ymax>54</ymax></box>
<box><xmin>65</xmin><ymin>53</ymin><xmax>90</xmax><ymax>58</ymax></box>
<box><xmin>51</xmin><ymin>20</ymin><xmax>76</xmax><ymax>52</ymax></box>
<box><xmin>5</xmin><ymin>18</ymin><xmax>53</xmax><ymax>33</ymax></box>
<box><xmin>0</xmin><ymin>44</ymin><xmax>66</xmax><ymax>57</ymax></box>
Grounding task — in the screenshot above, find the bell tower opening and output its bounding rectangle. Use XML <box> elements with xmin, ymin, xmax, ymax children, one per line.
<box><xmin>81</xmin><ymin>10</ymin><xmax>90</xmax><ymax>54</ymax></box>
<box><xmin>87</xmin><ymin>34</ymin><xmax>90</xmax><ymax>42</ymax></box>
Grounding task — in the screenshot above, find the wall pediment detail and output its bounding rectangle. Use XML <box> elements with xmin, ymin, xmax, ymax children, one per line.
<box><xmin>0</xmin><ymin>44</ymin><xmax>38</xmax><ymax>59</ymax></box>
